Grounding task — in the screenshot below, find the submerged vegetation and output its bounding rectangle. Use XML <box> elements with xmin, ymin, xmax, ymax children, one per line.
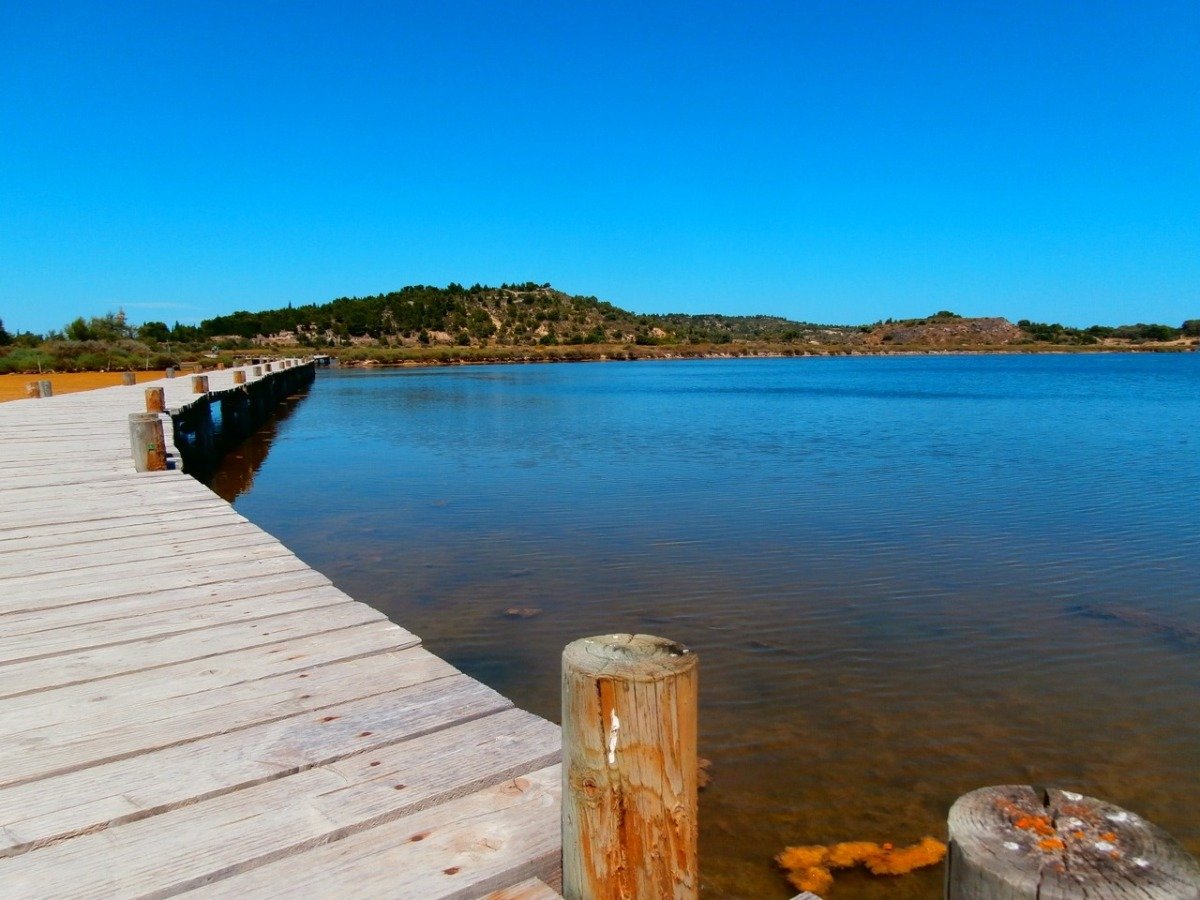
<box><xmin>1</xmin><ymin>286</ymin><xmax>1196</xmax><ymax>374</ymax></box>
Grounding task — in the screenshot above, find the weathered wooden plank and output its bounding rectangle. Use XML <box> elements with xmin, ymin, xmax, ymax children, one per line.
<box><xmin>479</xmin><ymin>877</ymin><xmax>564</xmax><ymax>899</ymax></box>
<box><xmin>0</xmin><ymin>641</ymin><xmax>447</xmax><ymax>789</ymax></box>
<box><xmin>0</xmin><ymin>553</ymin><xmax>316</xmax><ymax>614</ymax></box>
<box><xmin>0</xmin><ymin>675</ymin><xmax>512</xmax><ymax>858</ymax></box>
<box><xmin>0</xmin><ymin>584</ymin><xmax>357</xmax><ymax>663</ymax></box>
<box><xmin>0</xmin><ymin>542</ymin><xmax>300</xmax><ymax>598</ymax></box>
<box><xmin>0</xmin><ymin>716</ymin><xmax>561</xmax><ymax>899</ymax></box>
<box><xmin>0</xmin><ymin>498</ymin><xmax>234</xmax><ymax>535</ymax></box>
<box><xmin>12</xmin><ymin>526</ymin><xmax>278</xmax><ymax>577</ymax></box>
<box><xmin>0</xmin><ymin>570</ymin><xmax>336</xmax><ymax>635</ymax></box>
<box><xmin>0</xmin><ymin>602</ymin><xmax>394</xmax><ymax>700</ymax></box>
<box><xmin>0</xmin><ymin>506</ymin><xmax>243</xmax><ymax>551</ymax></box>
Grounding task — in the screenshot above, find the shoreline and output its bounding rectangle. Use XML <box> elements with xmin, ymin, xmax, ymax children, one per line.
<box><xmin>332</xmin><ymin>342</ymin><xmax>1198</xmax><ymax>369</ymax></box>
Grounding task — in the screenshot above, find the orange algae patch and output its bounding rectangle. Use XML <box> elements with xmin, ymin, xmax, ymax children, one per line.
<box><xmin>1039</xmin><ymin>838</ymin><xmax>1067</xmax><ymax>852</ymax></box>
<box><xmin>776</xmin><ymin>836</ymin><xmax>947</xmax><ymax>896</ymax></box>
<box><xmin>1013</xmin><ymin>814</ymin><xmax>1055</xmax><ymax>836</ymax></box>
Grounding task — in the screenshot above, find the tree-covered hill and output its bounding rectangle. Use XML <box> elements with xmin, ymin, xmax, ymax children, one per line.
<box><xmin>192</xmin><ymin>282</ymin><xmax>849</xmax><ymax>348</ymax></box>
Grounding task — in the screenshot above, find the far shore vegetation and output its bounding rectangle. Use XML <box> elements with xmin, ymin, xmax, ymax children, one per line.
<box><xmin>2</xmin><ymin>283</ymin><xmax>1197</xmax><ymax>374</ymax></box>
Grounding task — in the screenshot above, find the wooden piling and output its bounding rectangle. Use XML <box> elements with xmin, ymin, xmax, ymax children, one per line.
<box><xmin>252</xmin><ymin>365</ymin><xmax>263</xmax><ymax>376</ymax></box>
<box><xmin>122</xmin><ymin>371</ymin><xmax>137</xmax><ymax>386</ymax></box>
<box><xmin>264</xmin><ymin>363</ymin><xmax>273</xmax><ymax>372</ymax></box>
<box><xmin>191</xmin><ymin>375</ymin><xmax>209</xmax><ymax>394</ymax></box>
<box><xmin>561</xmin><ymin>634</ymin><xmax>698</xmax><ymax>900</ymax></box>
<box><xmin>165</xmin><ymin>367</ymin><xmax>175</xmax><ymax>378</ymax></box>
<box><xmin>127</xmin><ymin>413</ymin><xmax>167</xmax><ymax>472</ymax></box>
<box><xmin>233</xmin><ymin>370</ymin><xmax>247</xmax><ymax>385</ymax></box>
<box><xmin>946</xmin><ymin>785</ymin><xmax>1200</xmax><ymax>899</ymax></box>
<box><xmin>144</xmin><ymin>387</ymin><xmax>166</xmax><ymax>413</ymax></box>
<box><xmin>25</xmin><ymin>381</ymin><xmax>41</xmax><ymax>399</ymax></box>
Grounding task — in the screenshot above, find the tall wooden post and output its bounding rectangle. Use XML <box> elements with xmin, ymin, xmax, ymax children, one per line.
<box><xmin>946</xmin><ymin>786</ymin><xmax>1200</xmax><ymax>898</ymax></box>
<box><xmin>128</xmin><ymin>413</ymin><xmax>167</xmax><ymax>472</ymax></box>
<box><xmin>191</xmin><ymin>374</ymin><xmax>209</xmax><ymax>394</ymax></box>
<box><xmin>233</xmin><ymin>370</ymin><xmax>247</xmax><ymax>384</ymax></box>
<box><xmin>562</xmin><ymin>634</ymin><xmax>698</xmax><ymax>900</ymax></box>
<box><xmin>122</xmin><ymin>371</ymin><xmax>136</xmax><ymax>385</ymax></box>
<box><xmin>144</xmin><ymin>387</ymin><xmax>166</xmax><ymax>413</ymax></box>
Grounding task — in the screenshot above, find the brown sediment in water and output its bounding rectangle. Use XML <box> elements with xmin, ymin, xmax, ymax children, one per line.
<box><xmin>0</xmin><ymin>371</ymin><xmax>172</xmax><ymax>402</ymax></box>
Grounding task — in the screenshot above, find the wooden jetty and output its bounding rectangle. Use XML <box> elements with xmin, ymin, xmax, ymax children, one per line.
<box><xmin>0</xmin><ymin>361</ymin><xmax>563</xmax><ymax>899</ymax></box>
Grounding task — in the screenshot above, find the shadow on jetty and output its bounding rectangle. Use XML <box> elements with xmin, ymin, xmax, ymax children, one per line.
<box><xmin>172</xmin><ymin>364</ymin><xmax>314</xmax><ymax>496</ymax></box>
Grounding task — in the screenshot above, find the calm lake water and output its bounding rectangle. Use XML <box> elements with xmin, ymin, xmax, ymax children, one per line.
<box><xmin>213</xmin><ymin>354</ymin><xmax>1200</xmax><ymax>899</ymax></box>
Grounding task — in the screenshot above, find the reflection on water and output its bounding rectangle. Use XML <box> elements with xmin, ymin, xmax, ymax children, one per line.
<box><xmin>208</xmin><ymin>392</ymin><xmax>310</xmax><ymax>502</ymax></box>
<box><xmin>214</xmin><ymin>355</ymin><xmax>1200</xmax><ymax>899</ymax></box>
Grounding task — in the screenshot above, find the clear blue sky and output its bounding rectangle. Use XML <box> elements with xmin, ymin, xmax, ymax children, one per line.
<box><xmin>2</xmin><ymin>1</ymin><xmax>1197</xmax><ymax>334</ymax></box>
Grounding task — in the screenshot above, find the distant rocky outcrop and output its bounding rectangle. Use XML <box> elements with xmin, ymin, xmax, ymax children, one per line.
<box><xmin>863</xmin><ymin>314</ymin><xmax>1024</xmax><ymax>347</ymax></box>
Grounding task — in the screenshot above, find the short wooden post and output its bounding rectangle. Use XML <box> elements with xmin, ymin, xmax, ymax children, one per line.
<box><xmin>264</xmin><ymin>362</ymin><xmax>273</xmax><ymax>372</ymax></box>
<box><xmin>37</xmin><ymin>379</ymin><xmax>52</xmax><ymax>397</ymax></box>
<box><xmin>25</xmin><ymin>381</ymin><xmax>40</xmax><ymax>399</ymax></box>
<box><xmin>122</xmin><ymin>371</ymin><xmax>136</xmax><ymax>385</ymax></box>
<box><xmin>946</xmin><ymin>786</ymin><xmax>1200</xmax><ymax>899</ymax></box>
<box><xmin>252</xmin><ymin>365</ymin><xmax>263</xmax><ymax>376</ymax></box>
<box><xmin>217</xmin><ymin>362</ymin><xmax>226</xmax><ymax>369</ymax></box>
<box><xmin>144</xmin><ymin>387</ymin><xmax>166</xmax><ymax>413</ymax></box>
<box><xmin>191</xmin><ymin>374</ymin><xmax>209</xmax><ymax>394</ymax></box>
<box><xmin>233</xmin><ymin>370</ymin><xmax>247</xmax><ymax>384</ymax></box>
<box><xmin>128</xmin><ymin>413</ymin><xmax>167</xmax><ymax>472</ymax></box>
<box><xmin>165</xmin><ymin>366</ymin><xmax>175</xmax><ymax>378</ymax></box>
<box><xmin>562</xmin><ymin>634</ymin><xmax>699</xmax><ymax>900</ymax></box>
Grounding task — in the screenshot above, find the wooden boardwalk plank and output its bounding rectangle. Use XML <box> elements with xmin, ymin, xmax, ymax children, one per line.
<box><xmin>185</xmin><ymin>765</ymin><xmax>562</xmax><ymax>900</ymax></box>
<box><xmin>0</xmin><ymin>676</ymin><xmax>512</xmax><ymax>857</ymax></box>
<box><xmin>0</xmin><ymin>553</ymin><xmax>319</xmax><ymax>615</ymax></box>
<box><xmin>0</xmin><ymin>570</ymin><xmax>337</xmax><ymax>635</ymax></box>
<box><xmin>1</xmin><ymin>715</ymin><xmax>560</xmax><ymax>899</ymax></box>
<box><xmin>0</xmin><ymin>638</ymin><xmax>443</xmax><ymax>788</ymax></box>
<box><xmin>0</xmin><ymin>584</ymin><xmax>359</xmax><ymax>663</ymax></box>
<box><xmin>478</xmin><ymin>878</ymin><xmax>564</xmax><ymax>900</ymax></box>
<box><xmin>0</xmin><ymin>602</ymin><xmax>394</xmax><ymax>699</ymax></box>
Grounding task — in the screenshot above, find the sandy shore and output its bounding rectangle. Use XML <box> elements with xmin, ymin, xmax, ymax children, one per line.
<box><xmin>0</xmin><ymin>371</ymin><xmax>173</xmax><ymax>403</ymax></box>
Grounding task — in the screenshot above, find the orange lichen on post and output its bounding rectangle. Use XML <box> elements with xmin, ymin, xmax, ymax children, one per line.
<box><xmin>776</xmin><ymin>836</ymin><xmax>947</xmax><ymax>896</ymax></box>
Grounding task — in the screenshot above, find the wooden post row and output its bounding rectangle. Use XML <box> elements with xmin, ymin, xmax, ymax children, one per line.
<box><xmin>562</xmin><ymin>634</ymin><xmax>698</xmax><ymax>900</ymax></box>
<box><xmin>144</xmin><ymin>387</ymin><xmax>166</xmax><ymax>413</ymax></box>
<box><xmin>128</xmin><ymin>413</ymin><xmax>167</xmax><ymax>472</ymax></box>
<box><xmin>946</xmin><ymin>785</ymin><xmax>1200</xmax><ymax>898</ymax></box>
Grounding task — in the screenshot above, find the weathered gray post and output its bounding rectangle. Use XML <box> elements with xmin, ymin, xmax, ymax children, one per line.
<box><xmin>165</xmin><ymin>366</ymin><xmax>175</xmax><ymax>378</ymax></box>
<box><xmin>562</xmin><ymin>634</ymin><xmax>699</xmax><ymax>900</ymax></box>
<box><xmin>252</xmin><ymin>365</ymin><xmax>263</xmax><ymax>376</ymax></box>
<box><xmin>191</xmin><ymin>374</ymin><xmax>209</xmax><ymax>394</ymax></box>
<box><xmin>233</xmin><ymin>370</ymin><xmax>247</xmax><ymax>384</ymax></box>
<box><xmin>122</xmin><ymin>371</ymin><xmax>136</xmax><ymax>385</ymax></box>
<box><xmin>128</xmin><ymin>413</ymin><xmax>167</xmax><ymax>472</ymax></box>
<box><xmin>264</xmin><ymin>362</ymin><xmax>274</xmax><ymax>372</ymax></box>
<box><xmin>946</xmin><ymin>786</ymin><xmax>1200</xmax><ymax>898</ymax></box>
<box><xmin>144</xmin><ymin>387</ymin><xmax>166</xmax><ymax>413</ymax></box>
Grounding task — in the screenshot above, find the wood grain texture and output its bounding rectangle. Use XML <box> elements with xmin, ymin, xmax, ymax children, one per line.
<box><xmin>947</xmin><ymin>785</ymin><xmax>1200</xmax><ymax>899</ymax></box>
<box><xmin>561</xmin><ymin>633</ymin><xmax>698</xmax><ymax>900</ymax></box>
